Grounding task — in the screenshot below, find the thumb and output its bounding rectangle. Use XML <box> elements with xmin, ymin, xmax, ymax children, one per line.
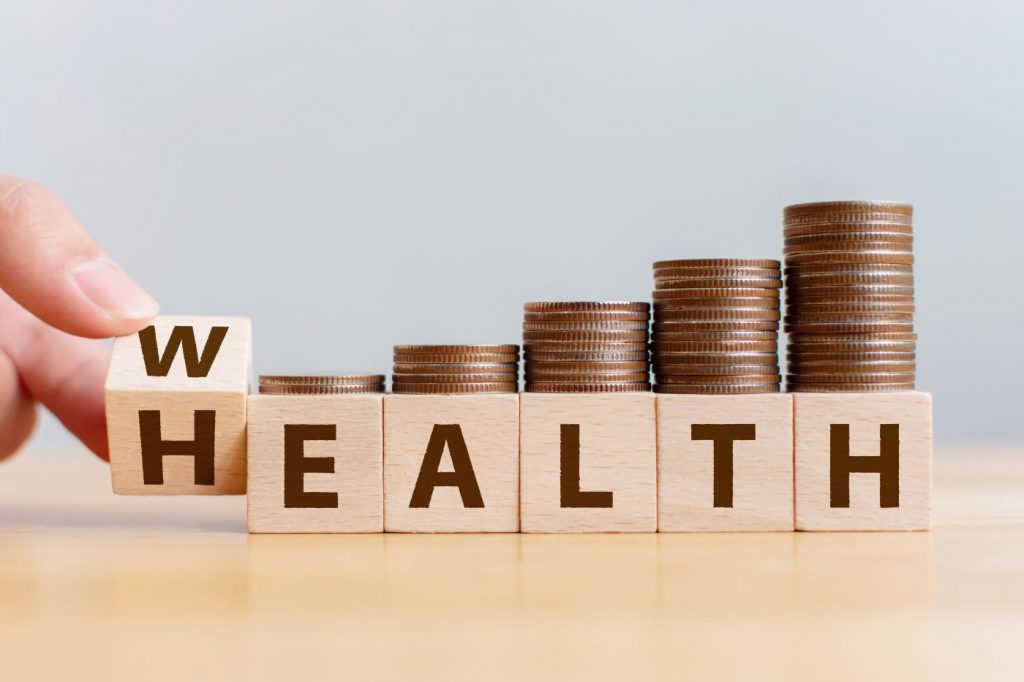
<box><xmin>0</xmin><ymin>174</ymin><xmax>160</xmax><ymax>338</ymax></box>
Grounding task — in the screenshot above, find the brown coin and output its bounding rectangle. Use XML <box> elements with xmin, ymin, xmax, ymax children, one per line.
<box><xmin>524</xmin><ymin>349</ymin><xmax>648</xmax><ymax>360</ymax></box>
<box><xmin>523</xmin><ymin>372</ymin><xmax>650</xmax><ymax>383</ymax></box>
<box><xmin>785</xmin><ymin>230</ymin><xmax>914</xmax><ymax>245</ymax></box>
<box><xmin>258</xmin><ymin>383</ymin><xmax>385</xmax><ymax>395</ymax></box>
<box><xmin>654</xmin><ymin>364</ymin><xmax>780</xmax><ymax>376</ymax></box>
<box><xmin>394</xmin><ymin>344</ymin><xmax>518</xmax><ymax>355</ymax></box>
<box><xmin>393</xmin><ymin>362</ymin><xmax>518</xmax><ymax>374</ymax></box>
<box><xmin>651</xmin><ymin>296</ymin><xmax>780</xmax><ymax>309</ymax></box>
<box><xmin>785</xmin><ymin>242</ymin><xmax>914</xmax><ymax>257</ymax></box>
<box><xmin>786</xmin><ymin>350</ymin><xmax>915</xmax><ymax>361</ymax></box>
<box><xmin>655</xmin><ymin>276</ymin><xmax>782</xmax><ymax>289</ymax></box>
<box><xmin>652</xmin><ymin>319</ymin><xmax>780</xmax><ymax>332</ymax></box>
<box><xmin>653</xmin><ymin>266</ymin><xmax>782</xmax><ymax>278</ymax></box>
<box><xmin>522</xmin><ymin>330</ymin><xmax>648</xmax><ymax>342</ymax></box>
<box><xmin>655</xmin><ymin>383</ymin><xmax>780</xmax><ymax>395</ymax></box>
<box><xmin>391</xmin><ymin>372</ymin><xmax>517</xmax><ymax>384</ymax></box>
<box><xmin>523</xmin><ymin>311</ymin><xmax>650</xmax><ymax>322</ymax></box>
<box><xmin>786</xmin><ymin>300</ymin><xmax>916</xmax><ymax>314</ymax></box>
<box><xmin>523</xmin><ymin>341</ymin><xmax>648</xmax><ymax>353</ymax></box>
<box><xmin>259</xmin><ymin>374</ymin><xmax>385</xmax><ymax>385</ymax></box>
<box><xmin>784</xmin><ymin>201</ymin><xmax>912</xmax><ymax>219</ymax></box>
<box><xmin>651</xmin><ymin>339</ymin><xmax>777</xmax><ymax>352</ymax></box>
<box><xmin>786</xmin><ymin>372</ymin><xmax>915</xmax><ymax>384</ymax></box>
<box><xmin>524</xmin><ymin>382</ymin><xmax>651</xmax><ymax>393</ymax></box>
<box><xmin>524</xmin><ymin>358</ymin><xmax>643</xmax><ymax>368</ymax></box>
<box><xmin>652</xmin><ymin>308</ymin><xmax>781</xmax><ymax>321</ymax></box>
<box><xmin>784</xmin><ymin>260</ymin><xmax>914</xmax><ymax>274</ymax></box>
<box><xmin>785</xmin><ymin>272</ymin><xmax>914</xmax><ymax>285</ymax></box>
<box><xmin>653</xmin><ymin>258</ymin><xmax>780</xmax><ymax>271</ymax></box>
<box><xmin>653</xmin><ymin>287</ymin><xmax>779</xmax><ymax>299</ymax></box>
<box><xmin>788</xmin><ymin>362</ymin><xmax>917</xmax><ymax>373</ymax></box>
<box><xmin>784</xmin><ymin>313</ymin><xmax>914</xmax><ymax>325</ymax></box>
<box><xmin>785</xmin><ymin>285</ymin><xmax>915</xmax><ymax>299</ymax></box>
<box><xmin>393</xmin><ymin>353</ymin><xmax>520</xmax><ymax>365</ymax></box>
<box><xmin>522</xmin><ymin>320</ymin><xmax>650</xmax><ymax>331</ymax></box>
<box><xmin>656</xmin><ymin>374</ymin><xmax>782</xmax><ymax>384</ymax></box>
<box><xmin>786</xmin><ymin>382</ymin><xmax>915</xmax><ymax>392</ymax></box>
<box><xmin>784</xmin><ymin>322</ymin><xmax>915</xmax><ymax>334</ymax></box>
<box><xmin>786</xmin><ymin>251</ymin><xmax>915</xmax><ymax>266</ymax></box>
<box><xmin>784</xmin><ymin>221</ymin><xmax>913</xmax><ymax>237</ymax></box>
<box><xmin>653</xmin><ymin>352</ymin><xmax>777</xmax><ymax>365</ymax></box>
<box><xmin>391</xmin><ymin>382</ymin><xmax>518</xmax><ymax>394</ymax></box>
<box><xmin>524</xmin><ymin>301</ymin><xmax>649</xmax><ymax>313</ymax></box>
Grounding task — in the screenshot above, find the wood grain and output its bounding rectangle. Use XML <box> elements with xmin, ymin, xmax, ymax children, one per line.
<box><xmin>795</xmin><ymin>391</ymin><xmax>932</xmax><ymax>531</ymax></box>
<box><xmin>520</xmin><ymin>392</ymin><xmax>657</xmax><ymax>532</ymax></box>
<box><xmin>384</xmin><ymin>393</ymin><xmax>519</xmax><ymax>532</ymax></box>
<box><xmin>247</xmin><ymin>394</ymin><xmax>384</xmax><ymax>533</ymax></box>
<box><xmin>105</xmin><ymin>316</ymin><xmax>251</xmax><ymax>495</ymax></box>
<box><xmin>657</xmin><ymin>393</ymin><xmax>794</xmax><ymax>531</ymax></box>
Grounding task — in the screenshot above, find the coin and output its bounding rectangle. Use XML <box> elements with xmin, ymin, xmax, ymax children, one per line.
<box><xmin>394</xmin><ymin>344</ymin><xmax>518</xmax><ymax>355</ymax></box>
<box><xmin>523</xmin><ymin>371</ymin><xmax>649</xmax><ymax>382</ymax></box>
<box><xmin>786</xmin><ymin>251</ymin><xmax>915</xmax><ymax>266</ymax></box>
<box><xmin>784</xmin><ymin>201</ymin><xmax>912</xmax><ymax>219</ymax></box>
<box><xmin>656</xmin><ymin>373</ymin><xmax>782</xmax><ymax>384</ymax></box>
<box><xmin>654</xmin><ymin>383</ymin><xmax>781</xmax><ymax>395</ymax></box>
<box><xmin>653</xmin><ymin>352</ymin><xmax>778</xmax><ymax>365</ymax></box>
<box><xmin>652</xmin><ymin>319</ymin><xmax>780</xmax><ymax>332</ymax></box>
<box><xmin>524</xmin><ymin>351</ymin><xmax>649</xmax><ymax>363</ymax></box>
<box><xmin>392</xmin><ymin>352</ymin><xmax>519</xmax><ymax>363</ymax></box>
<box><xmin>522</xmin><ymin>330</ymin><xmax>649</xmax><ymax>343</ymax></box>
<box><xmin>258</xmin><ymin>383</ymin><xmax>386</xmax><ymax>395</ymax></box>
<box><xmin>524</xmin><ymin>361</ymin><xmax>649</xmax><ymax>372</ymax></box>
<box><xmin>522</xmin><ymin>320</ymin><xmax>650</xmax><ymax>331</ymax></box>
<box><xmin>652</xmin><ymin>296</ymin><xmax>780</xmax><ymax>309</ymax></box>
<box><xmin>653</xmin><ymin>287</ymin><xmax>779</xmax><ymax>299</ymax></box>
<box><xmin>653</xmin><ymin>258</ymin><xmax>780</xmax><ymax>271</ymax></box>
<box><xmin>524</xmin><ymin>302</ymin><xmax>649</xmax><ymax>313</ymax></box>
<box><xmin>786</xmin><ymin>382</ymin><xmax>916</xmax><ymax>392</ymax></box>
<box><xmin>786</xmin><ymin>361</ymin><xmax>916</xmax><ymax>373</ymax></box>
<box><xmin>393</xmin><ymin>362</ymin><xmax>518</xmax><ymax>374</ymax></box>
<box><xmin>392</xmin><ymin>372</ymin><xmax>518</xmax><ymax>383</ymax></box>
<box><xmin>651</xmin><ymin>340</ymin><xmax>777</xmax><ymax>353</ymax></box>
<box><xmin>259</xmin><ymin>374</ymin><xmax>385</xmax><ymax>385</ymax></box>
<box><xmin>653</xmin><ymin>308</ymin><xmax>781</xmax><ymax>321</ymax></box>
<box><xmin>391</xmin><ymin>382</ymin><xmax>519</xmax><ymax>394</ymax></box>
<box><xmin>654</xmin><ymin>277</ymin><xmax>782</xmax><ymax>289</ymax></box>
<box><xmin>786</xmin><ymin>372</ymin><xmax>916</xmax><ymax>383</ymax></box>
<box><xmin>523</xmin><ymin>311</ymin><xmax>650</xmax><ymax>322</ymax></box>
<box><xmin>524</xmin><ymin>382</ymin><xmax>652</xmax><ymax>393</ymax></box>
<box><xmin>784</xmin><ymin>221</ymin><xmax>914</xmax><ymax>237</ymax></box>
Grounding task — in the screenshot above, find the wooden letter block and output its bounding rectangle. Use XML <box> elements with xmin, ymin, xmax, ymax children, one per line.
<box><xmin>384</xmin><ymin>394</ymin><xmax>519</xmax><ymax>532</ymax></box>
<box><xmin>520</xmin><ymin>393</ymin><xmax>656</xmax><ymax>533</ymax></box>
<box><xmin>795</xmin><ymin>391</ymin><xmax>932</xmax><ymax>531</ymax></box>
<box><xmin>657</xmin><ymin>393</ymin><xmax>794</xmax><ymax>532</ymax></box>
<box><xmin>247</xmin><ymin>393</ymin><xmax>384</xmax><ymax>533</ymax></box>
<box><xmin>105</xmin><ymin>315</ymin><xmax>251</xmax><ymax>495</ymax></box>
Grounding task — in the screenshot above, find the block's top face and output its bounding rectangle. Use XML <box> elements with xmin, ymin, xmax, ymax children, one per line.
<box><xmin>793</xmin><ymin>390</ymin><xmax>932</xmax><ymax>414</ymax></box>
<box><xmin>106</xmin><ymin>315</ymin><xmax>252</xmax><ymax>394</ymax></box>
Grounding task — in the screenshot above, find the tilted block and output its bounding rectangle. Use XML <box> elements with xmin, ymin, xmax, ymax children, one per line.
<box><xmin>105</xmin><ymin>315</ymin><xmax>251</xmax><ymax>494</ymax></box>
<box><xmin>383</xmin><ymin>394</ymin><xmax>519</xmax><ymax>532</ymax></box>
<box><xmin>247</xmin><ymin>394</ymin><xmax>384</xmax><ymax>533</ymax></box>
<box><xmin>795</xmin><ymin>391</ymin><xmax>932</xmax><ymax>531</ymax></box>
<box><xmin>657</xmin><ymin>393</ymin><xmax>794</xmax><ymax>532</ymax></box>
<box><xmin>520</xmin><ymin>393</ymin><xmax>656</xmax><ymax>533</ymax></box>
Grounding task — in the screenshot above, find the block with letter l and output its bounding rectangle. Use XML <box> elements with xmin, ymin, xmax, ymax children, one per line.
<box><xmin>795</xmin><ymin>391</ymin><xmax>932</xmax><ymax>531</ymax></box>
<box><xmin>105</xmin><ymin>315</ymin><xmax>252</xmax><ymax>494</ymax></box>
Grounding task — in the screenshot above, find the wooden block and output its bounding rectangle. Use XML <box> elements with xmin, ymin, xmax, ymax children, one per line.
<box><xmin>520</xmin><ymin>393</ymin><xmax>656</xmax><ymax>533</ymax></box>
<box><xmin>383</xmin><ymin>394</ymin><xmax>519</xmax><ymax>532</ymax></box>
<box><xmin>657</xmin><ymin>393</ymin><xmax>794</xmax><ymax>532</ymax></box>
<box><xmin>795</xmin><ymin>391</ymin><xmax>932</xmax><ymax>531</ymax></box>
<box><xmin>247</xmin><ymin>394</ymin><xmax>384</xmax><ymax>533</ymax></box>
<box><xmin>105</xmin><ymin>315</ymin><xmax>251</xmax><ymax>495</ymax></box>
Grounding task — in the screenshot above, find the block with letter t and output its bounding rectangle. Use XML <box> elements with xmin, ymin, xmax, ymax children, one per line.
<box><xmin>105</xmin><ymin>315</ymin><xmax>252</xmax><ymax>494</ymax></box>
<box><xmin>795</xmin><ymin>391</ymin><xmax>932</xmax><ymax>531</ymax></box>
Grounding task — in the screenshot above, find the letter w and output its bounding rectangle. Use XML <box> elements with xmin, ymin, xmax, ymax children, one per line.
<box><xmin>139</xmin><ymin>325</ymin><xmax>229</xmax><ymax>378</ymax></box>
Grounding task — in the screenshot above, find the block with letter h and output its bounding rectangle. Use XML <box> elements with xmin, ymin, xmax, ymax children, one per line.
<box><xmin>105</xmin><ymin>316</ymin><xmax>252</xmax><ymax>494</ymax></box>
<box><xmin>795</xmin><ymin>391</ymin><xmax>932</xmax><ymax>531</ymax></box>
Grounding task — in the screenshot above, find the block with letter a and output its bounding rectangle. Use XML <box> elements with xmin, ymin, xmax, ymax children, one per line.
<box><xmin>383</xmin><ymin>394</ymin><xmax>519</xmax><ymax>532</ymax></box>
<box><xmin>520</xmin><ymin>393</ymin><xmax>657</xmax><ymax>533</ymax></box>
<box><xmin>795</xmin><ymin>391</ymin><xmax>932</xmax><ymax>531</ymax></box>
<box><xmin>105</xmin><ymin>315</ymin><xmax>252</xmax><ymax>494</ymax></box>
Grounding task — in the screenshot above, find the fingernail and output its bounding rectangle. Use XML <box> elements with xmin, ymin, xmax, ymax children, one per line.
<box><xmin>72</xmin><ymin>258</ymin><xmax>160</xmax><ymax>320</ymax></box>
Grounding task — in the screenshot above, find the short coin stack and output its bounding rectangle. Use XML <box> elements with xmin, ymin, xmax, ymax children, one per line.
<box><xmin>258</xmin><ymin>374</ymin><xmax>386</xmax><ymax>394</ymax></box>
<box><xmin>650</xmin><ymin>259</ymin><xmax>782</xmax><ymax>394</ymax></box>
<box><xmin>392</xmin><ymin>344</ymin><xmax>520</xmax><ymax>394</ymax></box>
<box><xmin>522</xmin><ymin>302</ymin><xmax>651</xmax><ymax>392</ymax></box>
<box><xmin>783</xmin><ymin>200</ymin><xmax>915</xmax><ymax>392</ymax></box>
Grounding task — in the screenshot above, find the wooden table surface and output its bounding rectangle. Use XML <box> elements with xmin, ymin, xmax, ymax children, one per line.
<box><xmin>1</xmin><ymin>447</ymin><xmax>1022</xmax><ymax>681</ymax></box>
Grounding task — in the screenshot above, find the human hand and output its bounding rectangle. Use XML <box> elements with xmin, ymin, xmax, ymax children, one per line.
<box><xmin>0</xmin><ymin>174</ymin><xmax>160</xmax><ymax>460</ymax></box>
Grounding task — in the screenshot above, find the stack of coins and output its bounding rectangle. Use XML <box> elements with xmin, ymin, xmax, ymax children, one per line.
<box><xmin>783</xmin><ymin>201</ymin><xmax>915</xmax><ymax>392</ymax></box>
<box><xmin>392</xmin><ymin>344</ymin><xmax>519</xmax><ymax>394</ymax></box>
<box><xmin>258</xmin><ymin>374</ymin><xmax>385</xmax><ymax>394</ymax></box>
<box><xmin>651</xmin><ymin>259</ymin><xmax>782</xmax><ymax>394</ymax></box>
<box><xmin>522</xmin><ymin>302</ymin><xmax>651</xmax><ymax>392</ymax></box>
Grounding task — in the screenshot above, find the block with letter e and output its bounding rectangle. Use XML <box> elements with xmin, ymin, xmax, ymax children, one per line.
<box><xmin>105</xmin><ymin>315</ymin><xmax>252</xmax><ymax>494</ymax></box>
<box><xmin>795</xmin><ymin>391</ymin><xmax>932</xmax><ymax>531</ymax></box>
<box><xmin>247</xmin><ymin>393</ymin><xmax>383</xmax><ymax>533</ymax></box>
<box><xmin>384</xmin><ymin>394</ymin><xmax>519</xmax><ymax>532</ymax></box>
<box><xmin>520</xmin><ymin>393</ymin><xmax>657</xmax><ymax>533</ymax></box>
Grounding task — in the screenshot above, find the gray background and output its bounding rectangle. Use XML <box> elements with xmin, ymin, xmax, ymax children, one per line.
<box><xmin>3</xmin><ymin>1</ymin><xmax>1022</xmax><ymax>448</ymax></box>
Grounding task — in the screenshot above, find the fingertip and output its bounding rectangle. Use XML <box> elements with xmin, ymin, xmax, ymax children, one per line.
<box><xmin>71</xmin><ymin>258</ymin><xmax>161</xmax><ymax>336</ymax></box>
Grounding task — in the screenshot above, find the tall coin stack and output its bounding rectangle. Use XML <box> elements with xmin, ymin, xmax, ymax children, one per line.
<box><xmin>651</xmin><ymin>259</ymin><xmax>782</xmax><ymax>394</ymax></box>
<box><xmin>522</xmin><ymin>302</ymin><xmax>651</xmax><ymax>392</ymax></box>
<box><xmin>783</xmin><ymin>201</ymin><xmax>915</xmax><ymax>392</ymax></box>
<box><xmin>259</xmin><ymin>374</ymin><xmax>386</xmax><ymax>394</ymax></box>
<box><xmin>391</xmin><ymin>345</ymin><xmax>520</xmax><ymax>394</ymax></box>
